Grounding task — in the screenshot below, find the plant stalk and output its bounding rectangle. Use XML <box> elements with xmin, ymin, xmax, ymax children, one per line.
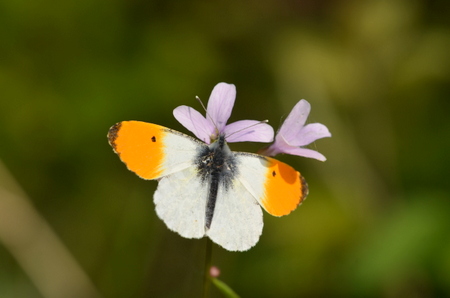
<box><xmin>203</xmin><ymin>238</ymin><xmax>213</xmax><ymax>298</ymax></box>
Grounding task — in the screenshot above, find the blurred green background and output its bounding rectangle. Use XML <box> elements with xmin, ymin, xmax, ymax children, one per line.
<box><xmin>1</xmin><ymin>0</ymin><xmax>449</xmax><ymax>297</ymax></box>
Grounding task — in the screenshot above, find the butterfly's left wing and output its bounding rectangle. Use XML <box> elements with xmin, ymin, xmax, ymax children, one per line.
<box><xmin>154</xmin><ymin>167</ymin><xmax>209</xmax><ymax>239</ymax></box>
<box><xmin>108</xmin><ymin>121</ymin><xmax>210</xmax><ymax>239</ymax></box>
<box><xmin>108</xmin><ymin>121</ymin><xmax>205</xmax><ymax>180</ymax></box>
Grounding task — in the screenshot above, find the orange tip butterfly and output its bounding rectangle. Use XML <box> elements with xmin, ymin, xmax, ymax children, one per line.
<box><xmin>107</xmin><ymin>83</ymin><xmax>314</xmax><ymax>251</ymax></box>
<box><xmin>108</xmin><ymin>121</ymin><xmax>308</xmax><ymax>251</ymax></box>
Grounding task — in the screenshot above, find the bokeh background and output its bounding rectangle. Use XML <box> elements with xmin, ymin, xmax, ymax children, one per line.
<box><xmin>1</xmin><ymin>0</ymin><xmax>449</xmax><ymax>297</ymax></box>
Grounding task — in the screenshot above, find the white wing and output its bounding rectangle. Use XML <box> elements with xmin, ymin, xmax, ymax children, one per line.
<box><xmin>206</xmin><ymin>178</ymin><xmax>263</xmax><ymax>252</ymax></box>
<box><xmin>160</xmin><ymin>128</ymin><xmax>204</xmax><ymax>177</ymax></box>
<box><xmin>154</xmin><ymin>167</ymin><xmax>208</xmax><ymax>239</ymax></box>
<box><xmin>233</xmin><ymin>153</ymin><xmax>267</xmax><ymax>201</ymax></box>
<box><xmin>206</xmin><ymin>151</ymin><xmax>305</xmax><ymax>251</ymax></box>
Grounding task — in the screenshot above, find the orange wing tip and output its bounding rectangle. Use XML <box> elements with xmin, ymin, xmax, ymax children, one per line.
<box><xmin>108</xmin><ymin>122</ymin><xmax>122</xmax><ymax>152</ymax></box>
<box><xmin>262</xmin><ymin>159</ymin><xmax>308</xmax><ymax>217</ymax></box>
<box><xmin>299</xmin><ymin>174</ymin><xmax>309</xmax><ymax>204</ymax></box>
<box><xmin>107</xmin><ymin>121</ymin><xmax>165</xmax><ymax>180</ymax></box>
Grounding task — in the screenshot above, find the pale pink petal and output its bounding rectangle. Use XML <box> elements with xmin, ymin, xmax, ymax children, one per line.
<box><xmin>257</xmin><ymin>134</ymin><xmax>291</xmax><ymax>156</ymax></box>
<box><xmin>290</xmin><ymin>123</ymin><xmax>332</xmax><ymax>147</ymax></box>
<box><xmin>206</xmin><ymin>83</ymin><xmax>236</xmax><ymax>131</ymax></box>
<box><xmin>173</xmin><ymin>105</ymin><xmax>214</xmax><ymax>143</ymax></box>
<box><xmin>277</xmin><ymin>146</ymin><xmax>327</xmax><ymax>161</ymax></box>
<box><xmin>223</xmin><ymin>120</ymin><xmax>274</xmax><ymax>143</ymax></box>
<box><xmin>259</xmin><ymin>99</ymin><xmax>330</xmax><ymax>160</ymax></box>
<box><xmin>258</xmin><ymin>143</ymin><xmax>283</xmax><ymax>157</ymax></box>
<box><xmin>278</xmin><ymin>99</ymin><xmax>311</xmax><ymax>142</ymax></box>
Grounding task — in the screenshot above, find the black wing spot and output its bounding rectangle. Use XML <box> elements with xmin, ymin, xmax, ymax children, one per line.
<box><xmin>272</xmin><ymin>170</ymin><xmax>276</xmax><ymax>177</ymax></box>
<box><xmin>151</xmin><ymin>136</ymin><xmax>156</xmax><ymax>142</ymax></box>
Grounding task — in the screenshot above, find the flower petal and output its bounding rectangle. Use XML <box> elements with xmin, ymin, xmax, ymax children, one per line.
<box><xmin>278</xmin><ymin>99</ymin><xmax>311</xmax><ymax>142</ymax></box>
<box><xmin>173</xmin><ymin>105</ymin><xmax>214</xmax><ymax>143</ymax></box>
<box><xmin>223</xmin><ymin>120</ymin><xmax>274</xmax><ymax>143</ymax></box>
<box><xmin>277</xmin><ymin>146</ymin><xmax>327</xmax><ymax>161</ymax></box>
<box><xmin>290</xmin><ymin>123</ymin><xmax>332</xmax><ymax>147</ymax></box>
<box><xmin>206</xmin><ymin>83</ymin><xmax>236</xmax><ymax>132</ymax></box>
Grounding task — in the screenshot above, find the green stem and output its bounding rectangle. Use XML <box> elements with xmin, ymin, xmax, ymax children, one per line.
<box><xmin>203</xmin><ymin>238</ymin><xmax>213</xmax><ymax>298</ymax></box>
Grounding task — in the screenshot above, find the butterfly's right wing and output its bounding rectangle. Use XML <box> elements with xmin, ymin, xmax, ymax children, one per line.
<box><xmin>205</xmin><ymin>153</ymin><xmax>308</xmax><ymax>252</ymax></box>
<box><xmin>108</xmin><ymin>121</ymin><xmax>205</xmax><ymax>180</ymax></box>
<box><xmin>234</xmin><ymin>153</ymin><xmax>308</xmax><ymax>217</ymax></box>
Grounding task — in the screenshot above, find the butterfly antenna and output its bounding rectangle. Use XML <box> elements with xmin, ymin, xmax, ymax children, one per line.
<box><xmin>196</xmin><ymin>96</ymin><xmax>208</xmax><ymax>114</ymax></box>
<box><xmin>225</xmin><ymin>120</ymin><xmax>269</xmax><ymax>139</ymax></box>
<box><xmin>196</xmin><ymin>95</ymin><xmax>220</xmax><ymax>133</ymax></box>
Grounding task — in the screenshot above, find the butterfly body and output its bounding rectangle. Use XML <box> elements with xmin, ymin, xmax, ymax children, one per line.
<box><xmin>195</xmin><ymin>135</ymin><xmax>238</xmax><ymax>229</ymax></box>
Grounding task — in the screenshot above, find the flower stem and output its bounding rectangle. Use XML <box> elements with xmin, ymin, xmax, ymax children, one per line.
<box><xmin>203</xmin><ymin>238</ymin><xmax>213</xmax><ymax>298</ymax></box>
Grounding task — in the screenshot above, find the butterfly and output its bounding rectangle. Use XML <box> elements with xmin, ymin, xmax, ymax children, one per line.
<box><xmin>107</xmin><ymin>120</ymin><xmax>308</xmax><ymax>251</ymax></box>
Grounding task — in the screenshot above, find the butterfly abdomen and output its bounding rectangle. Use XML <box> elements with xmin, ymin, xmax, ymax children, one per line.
<box><xmin>196</xmin><ymin>136</ymin><xmax>238</xmax><ymax>229</ymax></box>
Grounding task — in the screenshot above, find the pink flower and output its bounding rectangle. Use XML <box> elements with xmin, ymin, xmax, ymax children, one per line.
<box><xmin>173</xmin><ymin>83</ymin><xmax>274</xmax><ymax>144</ymax></box>
<box><xmin>209</xmin><ymin>266</ymin><xmax>221</xmax><ymax>278</ymax></box>
<box><xmin>260</xmin><ymin>99</ymin><xmax>331</xmax><ymax>161</ymax></box>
